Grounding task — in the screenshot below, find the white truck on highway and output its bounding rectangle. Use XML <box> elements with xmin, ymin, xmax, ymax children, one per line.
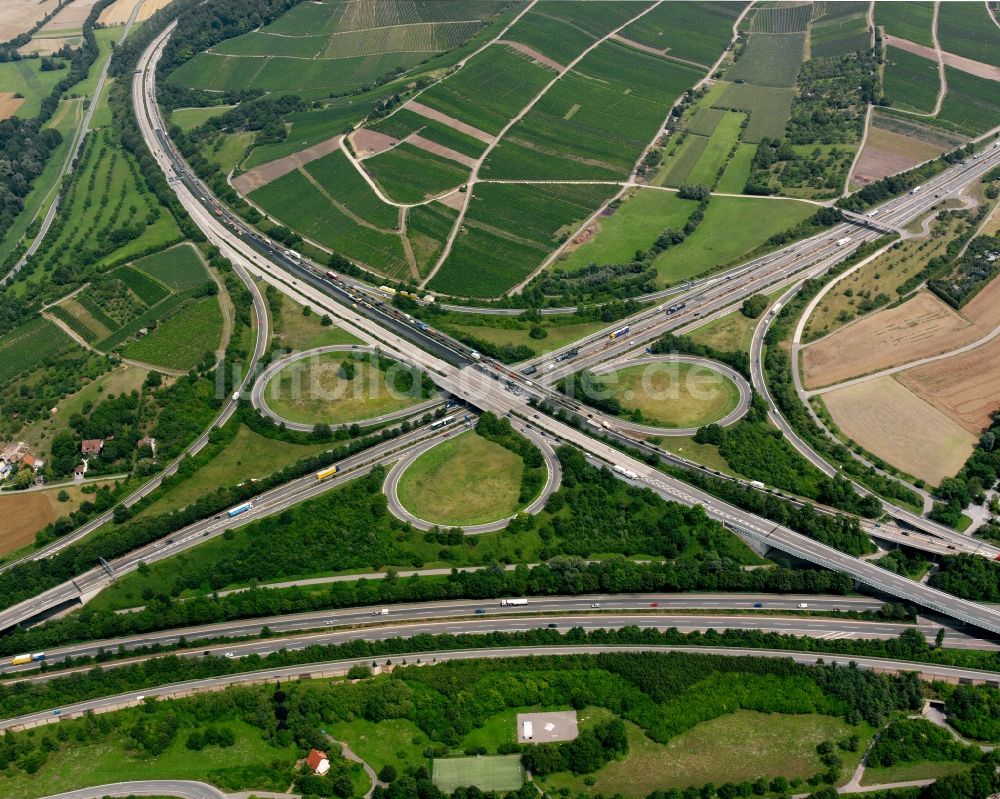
<box><xmin>501</xmin><ymin>598</ymin><xmax>528</xmax><ymax>606</ymax></box>
<box><xmin>372</xmin><ymin>608</ymin><xmax>389</xmax><ymax>616</ymax></box>
<box><xmin>836</xmin><ymin>237</ymin><xmax>852</xmax><ymax>247</ymax></box>
<box><xmin>613</xmin><ymin>464</ymin><xmax>639</xmax><ymax>480</ymax></box>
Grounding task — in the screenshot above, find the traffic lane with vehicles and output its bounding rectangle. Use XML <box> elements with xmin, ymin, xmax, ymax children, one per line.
<box><xmin>0</xmin><ymin>594</ymin><xmax>912</xmax><ymax>676</ymax></box>
<box><xmin>251</xmin><ymin>344</ymin><xmax>447</xmax><ymax>432</ymax></box>
<box><xmin>0</xmin><ymin>421</ymin><xmax>461</xmax><ymax>635</ymax></box>
<box><xmin>7</xmin><ymin>643</ymin><xmax>1000</xmax><ymax>732</ymax></box>
<box><xmin>381</xmin><ymin>417</ymin><xmax>561</xmax><ymax>532</ymax></box>
<box><xmin>133</xmin><ymin>30</ymin><xmax>1000</xmax><ymax>635</ymax></box>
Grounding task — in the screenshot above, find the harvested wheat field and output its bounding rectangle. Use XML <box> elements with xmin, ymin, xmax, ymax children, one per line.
<box><xmin>802</xmin><ymin>277</ymin><xmax>1000</xmax><ymax>389</ymax></box>
<box><xmin>822</xmin><ymin>376</ymin><xmax>976</xmax><ymax>485</ymax></box>
<box><xmin>102</xmin><ymin>0</ymin><xmax>174</xmax><ymax>25</ymax></box>
<box><xmin>898</xmin><ymin>332</ymin><xmax>1000</xmax><ymax>434</ymax></box>
<box><xmin>137</xmin><ymin>0</ymin><xmax>174</xmax><ymax>21</ymax></box>
<box><xmin>0</xmin><ymin>492</ymin><xmax>54</xmax><ymax>556</ymax></box>
<box><xmin>44</xmin><ymin>0</ymin><xmax>101</xmax><ymax>31</ymax></box>
<box><xmin>0</xmin><ymin>0</ymin><xmax>60</xmax><ymax>42</ymax></box>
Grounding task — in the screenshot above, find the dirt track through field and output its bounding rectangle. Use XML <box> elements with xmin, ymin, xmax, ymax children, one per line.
<box><xmin>406</xmin><ymin>101</ymin><xmax>495</xmax><ymax>144</ymax></box>
<box><xmin>885</xmin><ymin>33</ymin><xmax>1000</xmax><ymax>81</ymax></box>
<box><xmin>232</xmin><ymin>134</ymin><xmax>342</xmax><ymax>194</ymax></box>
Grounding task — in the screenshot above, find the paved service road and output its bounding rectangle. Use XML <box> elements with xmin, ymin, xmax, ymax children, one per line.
<box><xmin>33</xmin><ymin>781</ymin><xmax>226</xmax><ymax>799</ymax></box>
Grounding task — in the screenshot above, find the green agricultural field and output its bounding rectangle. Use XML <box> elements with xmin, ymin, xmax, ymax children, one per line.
<box><xmin>620</xmin><ymin>1</ymin><xmax>742</xmax><ymax>67</ymax></box>
<box><xmin>935</xmin><ymin>67</ymin><xmax>1000</xmax><ymax>137</ymax></box>
<box><xmin>883</xmin><ymin>47</ymin><xmax>939</xmax><ymax>114</ymax></box>
<box><xmin>665</xmin><ymin>111</ymin><xmax>744</xmax><ymax>188</ymax></box>
<box><xmin>716</xmin><ymin>142</ymin><xmax>756</xmax><ymax>193</ymax></box>
<box><xmin>653</xmin><ymin>195</ymin><xmax>814</xmax><ymax>284</ymax></box>
<box><xmin>560</xmin><ymin>190</ymin><xmax>698</xmax><ymax>270</ymax></box>
<box><xmin>397</xmin><ymin>431</ymin><xmax>526</xmax><ymax>526</ymax></box>
<box><xmin>243</xmin><ymin>93</ymin><xmax>393</xmax><ymax>170</ymax></box>
<box><xmin>250</xmin><ymin>169</ymin><xmax>409</xmax><ymax>277</ymax></box>
<box><xmin>726</xmin><ymin>32</ymin><xmax>805</xmax><ymax>87</ymax></box>
<box><xmin>486</xmin><ymin>42</ymin><xmax>704</xmax><ymax>180</ymax></box>
<box><xmin>809</xmin><ymin>13</ymin><xmax>870</xmax><ymax>59</ymax></box>
<box><xmin>544</xmin><ymin>712</ymin><xmax>866</xmax><ymax>797</ymax></box>
<box><xmin>542</xmin><ymin>1</ymin><xmax>648</xmax><ymax>38</ymax></box>
<box><xmin>265</xmin><ymin>352</ymin><xmax>429</xmax><ymax>426</ymax></box>
<box><xmin>0</xmin><ymin>317</ymin><xmax>76</xmax><ymax>385</ymax></box>
<box><xmin>170</xmin><ymin>105</ymin><xmax>233</xmax><ymax>132</ymax></box>
<box><xmin>874</xmin><ymin>1</ymin><xmax>934</xmax><ymax>47</ymax></box>
<box><xmin>596</xmin><ymin>362</ymin><xmax>741</xmax><ymax>428</ymax></box>
<box><xmin>305</xmin><ymin>150</ymin><xmax>399</xmax><ymax>229</ymax></box>
<box><xmin>429</xmin><ymin>183</ymin><xmax>614</xmax><ymax>297</ymax></box>
<box><xmin>416</xmin><ymin>43</ymin><xmax>555</xmax><ymax>135</ymax></box>
<box><xmin>0</xmin><ymin>57</ymin><xmax>67</xmax><ymax>118</ymax></box>
<box><xmin>750</xmin><ymin>3</ymin><xmax>812</xmax><ymax>33</ymax></box>
<box><xmin>712</xmin><ymin>82</ymin><xmax>795</xmax><ymax>142</ymax></box>
<box><xmin>433</xmin><ymin>756</ymin><xmax>524</xmax><ymax>794</ymax></box>
<box><xmin>121</xmin><ymin>297</ymin><xmax>224</xmax><ymax>371</ymax></box>
<box><xmin>131</xmin><ymin>244</ymin><xmax>209</xmax><ymax>292</ymax></box>
<box><xmin>657</xmin><ymin>134</ymin><xmax>710</xmax><ymax>187</ymax></box>
<box><xmin>406</xmin><ymin>202</ymin><xmax>459</xmax><ymax>277</ymax></box>
<box><xmin>937</xmin><ymin>2</ymin><xmax>1000</xmax><ymax>68</ymax></box>
<box><xmin>363</xmin><ymin>143</ymin><xmax>468</xmax><ymax>203</ymax></box>
<box><xmin>368</xmin><ymin>108</ymin><xmax>487</xmax><ymax>159</ymax></box>
<box><xmin>503</xmin><ymin>8</ymin><xmax>595</xmax><ymax>66</ymax></box>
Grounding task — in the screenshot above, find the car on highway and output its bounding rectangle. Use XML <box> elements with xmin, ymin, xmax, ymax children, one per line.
<box><xmin>475</xmin><ymin>608</ymin><xmax>486</xmax><ymax>614</ymax></box>
<box><xmin>224</xmin><ymin>652</ymin><xmax>235</xmax><ymax>658</ymax></box>
<box><xmin>753</xmin><ymin>602</ymin><xmax>763</xmax><ymax>608</ymax></box>
<box><xmin>547</xmin><ymin>623</ymin><xmax>558</xmax><ymax>628</ymax></box>
<box><xmin>650</xmin><ymin>602</ymin><xmax>659</xmax><ymax>607</ymax></box>
<box><xmin>591</xmin><ymin>603</ymin><xmax>601</xmax><ymax>608</ymax></box>
<box><xmin>797</xmin><ymin>603</ymin><xmax>808</xmax><ymax>609</ymax></box>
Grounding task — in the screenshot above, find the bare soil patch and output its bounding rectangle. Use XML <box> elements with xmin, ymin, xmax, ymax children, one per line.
<box><xmin>407</xmin><ymin>100</ymin><xmax>494</xmax><ymax>144</ymax></box>
<box><xmin>822</xmin><ymin>376</ymin><xmax>976</xmax><ymax>485</ymax></box>
<box><xmin>850</xmin><ymin>127</ymin><xmax>948</xmax><ymax>186</ymax></box>
<box><xmin>407</xmin><ymin>133</ymin><xmax>476</xmax><ymax>168</ymax></box>
<box><xmin>0</xmin><ymin>0</ymin><xmax>60</xmax><ymax>42</ymax></box>
<box><xmin>0</xmin><ymin>492</ymin><xmax>53</xmax><ymax>555</ymax></box>
<box><xmin>899</xmin><ymin>332</ymin><xmax>1000</xmax><ymax>434</ymax></box>
<box><xmin>437</xmin><ymin>190</ymin><xmax>465</xmax><ymax>211</ymax></box>
<box><xmin>803</xmin><ymin>275</ymin><xmax>1000</xmax><ymax>389</ymax></box>
<box><xmin>232</xmin><ymin>134</ymin><xmax>342</xmax><ymax>194</ymax></box>
<box><xmin>563</xmin><ymin>223</ymin><xmax>598</xmax><ymax>253</ymax></box>
<box><xmin>0</xmin><ymin>93</ymin><xmax>25</xmax><ymax>120</ymax></box>
<box><xmin>497</xmin><ymin>39</ymin><xmax>564</xmax><ymax>72</ymax></box>
<box><xmin>886</xmin><ymin>34</ymin><xmax>1000</xmax><ymax>82</ymax></box>
<box><xmin>351</xmin><ymin>128</ymin><xmax>398</xmax><ymax>159</ymax></box>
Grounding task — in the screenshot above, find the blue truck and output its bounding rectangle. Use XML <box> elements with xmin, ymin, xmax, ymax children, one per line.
<box><xmin>227</xmin><ymin>501</ymin><xmax>253</xmax><ymax>518</ymax></box>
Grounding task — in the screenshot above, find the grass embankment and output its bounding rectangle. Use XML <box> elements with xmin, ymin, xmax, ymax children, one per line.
<box><xmin>599</xmin><ymin>362</ymin><xmax>741</xmax><ymax>428</ymax></box>
<box><xmin>396</xmin><ymin>430</ymin><xmax>525</xmax><ymax>526</ymax></box>
<box><xmin>266</xmin><ymin>352</ymin><xmax>427</xmax><ymax>425</ymax></box>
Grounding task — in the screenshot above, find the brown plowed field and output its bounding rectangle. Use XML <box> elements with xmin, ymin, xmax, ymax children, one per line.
<box><xmin>407</xmin><ymin>101</ymin><xmax>494</xmax><ymax>144</ymax></box>
<box><xmin>822</xmin><ymin>376</ymin><xmax>976</xmax><ymax>485</ymax></box>
<box><xmin>803</xmin><ymin>276</ymin><xmax>1000</xmax><ymax>389</ymax></box>
<box><xmin>886</xmin><ymin>34</ymin><xmax>1000</xmax><ymax>82</ymax></box>
<box><xmin>232</xmin><ymin>134</ymin><xmax>342</xmax><ymax>194</ymax></box>
<box><xmin>0</xmin><ymin>93</ymin><xmax>25</xmax><ymax>120</ymax></box>
<box><xmin>0</xmin><ymin>492</ymin><xmax>53</xmax><ymax>555</ymax></box>
<box><xmin>351</xmin><ymin>129</ymin><xmax>397</xmax><ymax>158</ymax></box>
<box><xmin>898</xmin><ymin>332</ymin><xmax>1000</xmax><ymax>434</ymax></box>
<box><xmin>497</xmin><ymin>39</ymin><xmax>564</xmax><ymax>71</ymax></box>
<box><xmin>850</xmin><ymin>127</ymin><xmax>945</xmax><ymax>186</ymax></box>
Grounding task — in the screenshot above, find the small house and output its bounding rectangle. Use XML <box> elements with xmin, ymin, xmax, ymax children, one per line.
<box><xmin>81</xmin><ymin>439</ymin><xmax>104</xmax><ymax>456</ymax></box>
<box><xmin>306</xmin><ymin>749</ymin><xmax>330</xmax><ymax>776</ymax></box>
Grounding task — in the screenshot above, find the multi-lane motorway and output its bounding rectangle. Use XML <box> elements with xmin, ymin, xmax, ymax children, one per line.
<box><xmin>120</xmin><ymin>20</ymin><xmax>1000</xmax><ymax>637</ymax></box>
